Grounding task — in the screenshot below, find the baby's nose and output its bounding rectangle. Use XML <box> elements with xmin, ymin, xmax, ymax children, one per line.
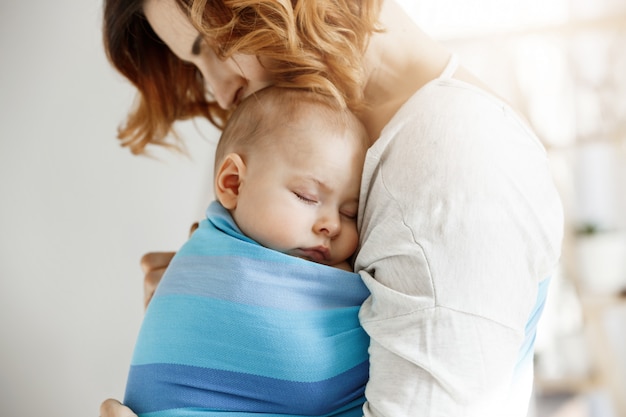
<box><xmin>314</xmin><ymin>212</ymin><xmax>341</xmax><ymax>237</ymax></box>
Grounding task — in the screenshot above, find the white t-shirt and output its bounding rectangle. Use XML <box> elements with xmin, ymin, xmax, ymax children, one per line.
<box><xmin>355</xmin><ymin>56</ymin><xmax>564</xmax><ymax>417</ymax></box>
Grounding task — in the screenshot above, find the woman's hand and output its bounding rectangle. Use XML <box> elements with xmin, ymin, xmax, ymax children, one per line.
<box><xmin>140</xmin><ymin>251</ymin><xmax>175</xmax><ymax>309</ymax></box>
<box><xmin>141</xmin><ymin>222</ymin><xmax>199</xmax><ymax>309</ymax></box>
<box><xmin>100</xmin><ymin>399</ymin><xmax>137</xmax><ymax>417</ymax></box>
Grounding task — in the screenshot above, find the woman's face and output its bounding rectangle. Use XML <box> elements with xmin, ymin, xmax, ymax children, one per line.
<box><xmin>143</xmin><ymin>0</ymin><xmax>274</xmax><ymax>110</ymax></box>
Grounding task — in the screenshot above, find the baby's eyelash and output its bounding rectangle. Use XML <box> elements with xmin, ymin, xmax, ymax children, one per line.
<box><xmin>342</xmin><ymin>212</ymin><xmax>357</xmax><ymax>220</ymax></box>
<box><xmin>294</xmin><ymin>192</ymin><xmax>317</xmax><ymax>204</ymax></box>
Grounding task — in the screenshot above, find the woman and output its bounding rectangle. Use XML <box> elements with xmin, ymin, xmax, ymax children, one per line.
<box><xmin>101</xmin><ymin>0</ymin><xmax>564</xmax><ymax>416</ymax></box>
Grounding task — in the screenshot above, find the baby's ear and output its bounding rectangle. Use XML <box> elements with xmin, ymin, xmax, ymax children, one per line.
<box><xmin>215</xmin><ymin>153</ymin><xmax>246</xmax><ymax>210</ymax></box>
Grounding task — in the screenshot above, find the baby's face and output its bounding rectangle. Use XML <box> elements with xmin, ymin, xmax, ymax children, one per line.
<box><xmin>232</xmin><ymin>120</ymin><xmax>367</xmax><ymax>268</ymax></box>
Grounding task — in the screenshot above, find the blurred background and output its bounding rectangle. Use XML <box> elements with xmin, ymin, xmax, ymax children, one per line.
<box><xmin>0</xmin><ymin>0</ymin><xmax>624</xmax><ymax>416</ymax></box>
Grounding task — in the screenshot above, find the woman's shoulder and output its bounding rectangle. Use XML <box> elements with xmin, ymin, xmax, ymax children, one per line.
<box><xmin>363</xmin><ymin>77</ymin><xmax>551</xmax><ymax>203</ymax></box>
<box><xmin>374</xmin><ymin>77</ymin><xmax>540</xmax><ymax>157</ymax></box>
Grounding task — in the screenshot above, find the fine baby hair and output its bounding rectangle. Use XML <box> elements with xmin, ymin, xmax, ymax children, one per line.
<box><xmin>214</xmin><ymin>86</ymin><xmax>369</xmax><ymax>176</ymax></box>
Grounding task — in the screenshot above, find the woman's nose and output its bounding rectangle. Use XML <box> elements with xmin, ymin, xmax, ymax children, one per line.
<box><xmin>196</xmin><ymin>62</ymin><xmax>243</xmax><ymax>110</ymax></box>
<box><xmin>210</xmin><ymin>79</ymin><xmax>242</xmax><ymax>110</ymax></box>
<box><xmin>202</xmin><ymin>76</ymin><xmax>241</xmax><ymax>110</ymax></box>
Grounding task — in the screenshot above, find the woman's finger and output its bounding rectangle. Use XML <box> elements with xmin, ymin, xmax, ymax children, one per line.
<box><xmin>143</xmin><ymin>267</ymin><xmax>167</xmax><ymax>309</ymax></box>
<box><xmin>100</xmin><ymin>399</ymin><xmax>137</xmax><ymax>417</ymax></box>
<box><xmin>140</xmin><ymin>252</ymin><xmax>176</xmax><ymax>308</ymax></box>
<box><xmin>140</xmin><ymin>252</ymin><xmax>175</xmax><ymax>274</ymax></box>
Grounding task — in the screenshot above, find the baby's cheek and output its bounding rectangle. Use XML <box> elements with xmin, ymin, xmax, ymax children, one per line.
<box><xmin>261</xmin><ymin>223</ymin><xmax>301</xmax><ymax>252</ymax></box>
<box><xmin>344</xmin><ymin>225</ymin><xmax>360</xmax><ymax>253</ymax></box>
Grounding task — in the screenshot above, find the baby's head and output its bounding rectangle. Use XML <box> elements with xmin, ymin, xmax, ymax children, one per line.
<box><xmin>214</xmin><ymin>87</ymin><xmax>369</xmax><ymax>268</ymax></box>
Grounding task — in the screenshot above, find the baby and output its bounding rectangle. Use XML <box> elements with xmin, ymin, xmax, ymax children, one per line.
<box><xmin>123</xmin><ymin>87</ymin><xmax>371</xmax><ymax>417</ymax></box>
<box><xmin>212</xmin><ymin>86</ymin><xmax>368</xmax><ymax>271</ymax></box>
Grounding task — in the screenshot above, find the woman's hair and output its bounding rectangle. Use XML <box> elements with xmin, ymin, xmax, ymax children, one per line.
<box><xmin>214</xmin><ymin>86</ymin><xmax>368</xmax><ymax>175</ymax></box>
<box><xmin>103</xmin><ymin>0</ymin><xmax>381</xmax><ymax>155</ymax></box>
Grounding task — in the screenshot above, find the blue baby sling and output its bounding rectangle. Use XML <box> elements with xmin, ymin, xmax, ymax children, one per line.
<box><xmin>124</xmin><ymin>202</ymin><xmax>370</xmax><ymax>417</ymax></box>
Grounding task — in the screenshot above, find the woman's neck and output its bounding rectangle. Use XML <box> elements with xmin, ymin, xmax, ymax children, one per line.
<box><xmin>358</xmin><ymin>0</ymin><xmax>451</xmax><ymax>143</ymax></box>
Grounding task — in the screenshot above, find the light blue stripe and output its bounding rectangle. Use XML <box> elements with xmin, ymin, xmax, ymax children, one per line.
<box><xmin>519</xmin><ymin>278</ymin><xmax>551</xmax><ymax>361</ymax></box>
<box><xmin>132</xmin><ymin>295</ymin><xmax>369</xmax><ymax>381</ymax></box>
<box><xmin>156</xmin><ymin>255</ymin><xmax>369</xmax><ymax>310</ymax></box>
<box><xmin>176</xmin><ymin>223</ymin><xmax>269</xmax><ymax>260</ymax></box>
<box><xmin>515</xmin><ymin>277</ymin><xmax>551</xmax><ymax>371</ymax></box>
<box><xmin>174</xmin><ymin>201</ymin><xmax>277</xmax><ymax>261</ymax></box>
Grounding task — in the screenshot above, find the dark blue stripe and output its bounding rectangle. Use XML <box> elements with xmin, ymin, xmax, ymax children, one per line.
<box><xmin>124</xmin><ymin>361</ymin><xmax>368</xmax><ymax>415</ymax></box>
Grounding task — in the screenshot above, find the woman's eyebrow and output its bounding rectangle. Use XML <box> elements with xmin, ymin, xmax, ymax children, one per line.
<box><xmin>191</xmin><ymin>35</ymin><xmax>202</xmax><ymax>55</ymax></box>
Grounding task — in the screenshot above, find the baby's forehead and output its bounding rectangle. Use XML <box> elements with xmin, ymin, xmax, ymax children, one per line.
<box><xmin>259</xmin><ymin>117</ymin><xmax>355</xmax><ymax>151</ymax></box>
<box><xmin>223</xmin><ymin>89</ymin><xmax>367</xmax><ymax>159</ymax></box>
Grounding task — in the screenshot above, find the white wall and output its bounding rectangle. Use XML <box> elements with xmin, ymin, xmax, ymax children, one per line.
<box><xmin>1</xmin><ymin>1</ymin><xmax>624</xmax><ymax>416</ymax></box>
<box><xmin>0</xmin><ymin>2</ymin><xmax>218</xmax><ymax>416</ymax></box>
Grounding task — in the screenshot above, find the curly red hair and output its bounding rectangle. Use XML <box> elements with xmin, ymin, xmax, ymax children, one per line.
<box><xmin>103</xmin><ymin>0</ymin><xmax>381</xmax><ymax>154</ymax></box>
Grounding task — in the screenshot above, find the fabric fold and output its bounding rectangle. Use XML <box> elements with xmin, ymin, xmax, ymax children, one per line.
<box><xmin>124</xmin><ymin>202</ymin><xmax>370</xmax><ymax>417</ymax></box>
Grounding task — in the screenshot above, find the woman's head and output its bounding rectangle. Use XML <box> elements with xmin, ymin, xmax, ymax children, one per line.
<box><xmin>103</xmin><ymin>0</ymin><xmax>224</xmax><ymax>153</ymax></box>
<box><xmin>142</xmin><ymin>0</ymin><xmax>274</xmax><ymax>111</ymax></box>
<box><xmin>103</xmin><ymin>0</ymin><xmax>380</xmax><ymax>154</ymax></box>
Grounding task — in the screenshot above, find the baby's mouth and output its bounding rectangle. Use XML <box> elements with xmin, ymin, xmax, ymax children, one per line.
<box><xmin>296</xmin><ymin>246</ymin><xmax>330</xmax><ymax>263</ymax></box>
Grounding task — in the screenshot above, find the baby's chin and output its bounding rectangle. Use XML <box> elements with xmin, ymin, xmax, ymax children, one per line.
<box><xmin>330</xmin><ymin>260</ymin><xmax>353</xmax><ymax>272</ymax></box>
<box><xmin>288</xmin><ymin>251</ymin><xmax>352</xmax><ymax>271</ymax></box>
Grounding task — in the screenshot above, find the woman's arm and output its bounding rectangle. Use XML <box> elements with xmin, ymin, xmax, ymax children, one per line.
<box><xmin>355</xmin><ymin>81</ymin><xmax>563</xmax><ymax>416</ymax></box>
